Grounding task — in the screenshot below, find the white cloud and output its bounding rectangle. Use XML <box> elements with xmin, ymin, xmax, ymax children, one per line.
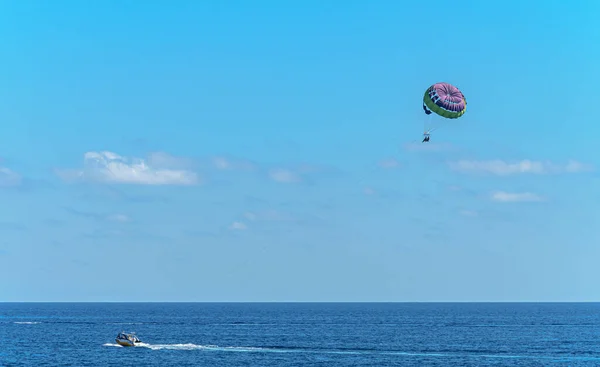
<box><xmin>106</xmin><ymin>214</ymin><xmax>130</xmax><ymax>223</ymax></box>
<box><xmin>378</xmin><ymin>158</ymin><xmax>400</xmax><ymax>169</ymax></box>
<box><xmin>229</xmin><ymin>221</ymin><xmax>247</xmax><ymax>230</ymax></box>
<box><xmin>57</xmin><ymin>151</ymin><xmax>199</xmax><ymax>185</ymax></box>
<box><xmin>0</xmin><ymin>167</ymin><xmax>22</xmax><ymax>187</ymax></box>
<box><xmin>268</xmin><ymin>168</ymin><xmax>302</xmax><ymax>183</ymax></box>
<box><xmin>449</xmin><ymin>159</ymin><xmax>593</xmax><ymax>176</ymax></box>
<box><xmin>213</xmin><ymin>157</ymin><xmax>231</xmax><ymax>170</ymax></box>
<box><xmin>490</xmin><ymin>191</ymin><xmax>544</xmax><ymax>202</ymax></box>
<box><xmin>563</xmin><ymin>160</ymin><xmax>594</xmax><ymax>173</ymax></box>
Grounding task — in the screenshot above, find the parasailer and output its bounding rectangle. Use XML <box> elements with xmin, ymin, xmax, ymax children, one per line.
<box><xmin>422</xmin><ymin>130</ymin><xmax>431</xmax><ymax>142</ymax></box>
<box><xmin>421</xmin><ymin>82</ymin><xmax>467</xmax><ymax>142</ymax></box>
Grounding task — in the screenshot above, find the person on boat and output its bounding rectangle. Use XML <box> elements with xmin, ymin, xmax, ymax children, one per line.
<box><xmin>422</xmin><ymin>133</ymin><xmax>430</xmax><ymax>143</ymax></box>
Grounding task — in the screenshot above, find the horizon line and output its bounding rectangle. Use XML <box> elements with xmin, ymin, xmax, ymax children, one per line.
<box><xmin>2</xmin><ymin>301</ymin><xmax>600</xmax><ymax>304</ymax></box>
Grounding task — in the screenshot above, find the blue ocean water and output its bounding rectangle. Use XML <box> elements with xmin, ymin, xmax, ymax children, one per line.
<box><xmin>1</xmin><ymin>303</ymin><xmax>600</xmax><ymax>366</ymax></box>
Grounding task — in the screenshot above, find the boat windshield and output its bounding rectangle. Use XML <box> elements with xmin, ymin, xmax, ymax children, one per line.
<box><xmin>116</xmin><ymin>332</ymin><xmax>140</xmax><ymax>342</ymax></box>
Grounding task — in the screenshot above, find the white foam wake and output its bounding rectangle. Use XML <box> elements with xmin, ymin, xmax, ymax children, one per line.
<box><xmin>103</xmin><ymin>343</ymin><xmax>123</xmax><ymax>348</ymax></box>
<box><xmin>14</xmin><ymin>321</ymin><xmax>41</xmax><ymax>325</ymax></box>
<box><xmin>102</xmin><ymin>342</ymin><xmax>264</xmax><ymax>352</ymax></box>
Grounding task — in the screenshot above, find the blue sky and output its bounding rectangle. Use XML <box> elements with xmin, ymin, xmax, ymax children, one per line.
<box><xmin>0</xmin><ymin>0</ymin><xmax>599</xmax><ymax>302</ymax></box>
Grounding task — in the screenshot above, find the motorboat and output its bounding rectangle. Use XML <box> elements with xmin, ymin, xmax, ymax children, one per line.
<box><xmin>115</xmin><ymin>332</ymin><xmax>142</xmax><ymax>347</ymax></box>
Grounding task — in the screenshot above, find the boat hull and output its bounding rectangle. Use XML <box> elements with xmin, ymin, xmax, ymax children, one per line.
<box><xmin>116</xmin><ymin>339</ymin><xmax>136</xmax><ymax>347</ymax></box>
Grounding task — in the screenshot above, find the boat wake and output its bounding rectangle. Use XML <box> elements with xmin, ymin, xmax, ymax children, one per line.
<box><xmin>103</xmin><ymin>343</ymin><xmax>262</xmax><ymax>352</ymax></box>
<box><xmin>101</xmin><ymin>342</ymin><xmax>600</xmax><ymax>361</ymax></box>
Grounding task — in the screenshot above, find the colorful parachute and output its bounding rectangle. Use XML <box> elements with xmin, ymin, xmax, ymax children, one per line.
<box><xmin>422</xmin><ymin>82</ymin><xmax>467</xmax><ymax>119</ymax></box>
<box><xmin>421</xmin><ymin>82</ymin><xmax>466</xmax><ymax>138</ymax></box>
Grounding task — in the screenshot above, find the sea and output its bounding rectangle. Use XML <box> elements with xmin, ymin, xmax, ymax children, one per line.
<box><xmin>1</xmin><ymin>303</ymin><xmax>600</xmax><ymax>366</ymax></box>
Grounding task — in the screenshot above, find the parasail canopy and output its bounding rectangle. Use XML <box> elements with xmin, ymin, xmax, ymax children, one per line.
<box><xmin>423</xmin><ymin>82</ymin><xmax>467</xmax><ymax>119</ymax></box>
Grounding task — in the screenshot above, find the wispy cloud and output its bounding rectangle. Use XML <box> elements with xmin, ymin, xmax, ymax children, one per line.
<box><xmin>268</xmin><ymin>168</ymin><xmax>302</xmax><ymax>183</ymax></box>
<box><xmin>56</xmin><ymin>151</ymin><xmax>200</xmax><ymax>185</ymax></box>
<box><xmin>207</xmin><ymin>155</ymin><xmax>337</xmax><ymax>186</ymax></box>
<box><xmin>0</xmin><ymin>167</ymin><xmax>22</xmax><ymax>187</ymax></box>
<box><xmin>490</xmin><ymin>191</ymin><xmax>545</xmax><ymax>202</ymax></box>
<box><xmin>449</xmin><ymin>159</ymin><xmax>593</xmax><ymax>176</ymax></box>
<box><xmin>229</xmin><ymin>221</ymin><xmax>248</xmax><ymax>230</ymax></box>
<box><xmin>59</xmin><ymin>151</ymin><xmax>335</xmax><ymax>187</ymax></box>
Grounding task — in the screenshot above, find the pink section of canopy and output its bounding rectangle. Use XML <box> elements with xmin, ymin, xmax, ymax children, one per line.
<box><xmin>430</xmin><ymin>82</ymin><xmax>466</xmax><ymax>112</ymax></box>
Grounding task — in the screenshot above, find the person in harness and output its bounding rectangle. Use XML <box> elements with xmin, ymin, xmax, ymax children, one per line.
<box><xmin>422</xmin><ymin>129</ymin><xmax>431</xmax><ymax>143</ymax></box>
<box><xmin>422</xmin><ymin>104</ymin><xmax>432</xmax><ymax>142</ymax></box>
